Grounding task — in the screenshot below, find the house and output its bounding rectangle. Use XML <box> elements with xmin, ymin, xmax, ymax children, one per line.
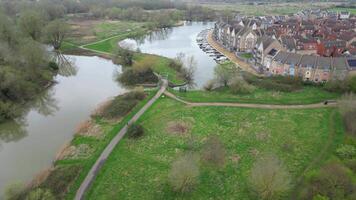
<box><xmin>317</xmin><ymin>40</ymin><xmax>346</xmax><ymax>57</ymax></box>
<box><xmin>254</xmin><ymin>36</ymin><xmax>283</xmax><ymax>65</ymax></box>
<box><xmin>236</xmin><ymin>27</ymin><xmax>258</xmax><ymax>52</ymax></box>
<box><xmin>270</xmin><ymin>51</ymin><xmax>289</xmax><ymax>75</ymax></box>
<box><xmin>283</xmin><ymin>53</ymin><xmax>302</xmax><ymax>76</ymax></box>
<box><xmin>339</xmin><ymin>11</ymin><xmax>351</xmax><ymax>20</ymax></box>
<box><xmin>332</xmin><ymin>57</ymin><xmax>349</xmax><ymax>80</ymax></box>
<box><xmin>314</xmin><ymin>57</ymin><xmax>332</xmax><ymax>82</ymax></box>
<box><xmin>298</xmin><ymin>55</ymin><xmax>317</xmax><ymax>81</ymax></box>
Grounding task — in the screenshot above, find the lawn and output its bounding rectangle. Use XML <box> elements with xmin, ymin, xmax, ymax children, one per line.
<box><xmin>169</xmin><ymin>86</ymin><xmax>340</xmax><ymax>105</ymax></box>
<box><xmin>85</xmin><ymin>97</ymin><xmax>344</xmax><ymax>199</ymax></box>
<box><xmin>328</xmin><ymin>7</ymin><xmax>356</xmax><ymax>15</ymax></box>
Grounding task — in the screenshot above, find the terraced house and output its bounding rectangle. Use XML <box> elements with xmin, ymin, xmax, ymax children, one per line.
<box><xmin>213</xmin><ymin>10</ymin><xmax>356</xmax><ymax>82</ymax></box>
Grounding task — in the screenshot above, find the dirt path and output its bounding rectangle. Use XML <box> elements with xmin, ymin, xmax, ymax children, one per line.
<box><xmin>206</xmin><ymin>30</ymin><xmax>261</xmax><ymax>76</ymax></box>
<box><xmin>75</xmin><ymin>80</ymin><xmax>168</xmax><ymax>200</ymax></box>
<box><xmin>164</xmin><ymin>90</ymin><xmax>337</xmax><ymax>109</ymax></box>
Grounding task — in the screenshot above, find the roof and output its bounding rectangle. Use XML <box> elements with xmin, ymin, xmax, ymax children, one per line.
<box><xmin>347</xmin><ymin>58</ymin><xmax>356</xmax><ymax>69</ymax></box>
<box><xmin>284</xmin><ymin>53</ymin><xmax>302</xmax><ymax>65</ymax></box>
<box><xmin>333</xmin><ymin>57</ymin><xmax>349</xmax><ymax>70</ymax></box>
<box><xmin>316</xmin><ymin>57</ymin><xmax>332</xmax><ymax>70</ymax></box>
<box><xmin>273</xmin><ymin>51</ymin><xmax>289</xmax><ymax>63</ymax></box>
<box><xmin>299</xmin><ymin>55</ymin><xmax>317</xmax><ymax>68</ymax></box>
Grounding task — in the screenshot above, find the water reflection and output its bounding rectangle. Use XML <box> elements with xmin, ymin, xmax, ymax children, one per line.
<box><xmin>0</xmin><ymin>120</ymin><xmax>27</xmax><ymax>147</ymax></box>
<box><xmin>134</xmin><ymin>28</ymin><xmax>173</xmax><ymax>45</ymax></box>
<box><xmin>53</xmin><ymin>52</ymin><xmax>78</xmax><ymax>77</ymax></box>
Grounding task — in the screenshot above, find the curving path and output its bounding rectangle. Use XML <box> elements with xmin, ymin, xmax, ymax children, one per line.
<box><xmin>74</xmin><ymin>80</ymin><xmax>167</xmax><ymax>200</ymax></box>
<box><xmin>164</xmin><ymin>90</ymin><xmax>337</xmax><ymax>109</ymax></box>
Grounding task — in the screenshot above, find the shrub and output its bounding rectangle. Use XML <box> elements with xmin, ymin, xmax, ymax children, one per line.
<box><xmin>300</xmin><ymin>161</ymin><xmax>354</xmax><ymax>200</ymax></box>
<box><xmin>324</xmin><ymin>79</ymin><xmax>349</xmax><ymax>93</ymax></box>
<box><xmin>336</xmin><ymin>144</ymin><xmax>356</xmax><ymax>160</ymax></box>
<box><xmin>127</xmin><ymin>123</ymin><xmax>144</xmax><ymax>139</ymax></box>
<box><xmin>117</xmin><ymin>64</ymin><xmax>158</xmax><ymax>86</ymax></box>
<box><xmin>99</xmin><ymin>90</ymin><xmax>146</xmax><ymax>119</ymax></box>
<box><xmin>201</xmin><ymin>135</ymin><xmax>226</xmax><ymax>168</ymax></box>
<box><xmin>39</xmin><ymin>165</ymin><xmax>82</xmax><ymax>199</ymax></box>
<box><xmin>26</xmin><ymin>188</ymin><xmax>55</xmax><ymax>200</ymax></box>
<box><xmin>4</xmin><ymin>182</ymin><xmax>26</xmax><ymax>200</ymax></box>
<box><xmin>243</xmin><ymin>73</ymin><xmax>302</xmax><ymax>92</ymax></box>
<box><xmin>203</xmin><ymin>79</ymin><xmax>215</xmax><ymax>91</ymax></box>
<box><xmin>348</xmin><ymin>76</ymin><xmax>356</xmax><ymax>93</ymax></box>
<box><xmin>168</xmin><ymin>154</ymin><xmax>199</xmax><ymax>193</ymax></box>
<box><xmin>338</xmin><ymin>93</ymin><xmax>356</xmax><ymax>135</ymax></box>
<box><xmin>229</xmin><ymin>76</ymin><xmax>255</xmax><ymax>94</ymax></box>
<box><xmin>169</xmin><ymin>60</ymin><xmax>183</xmax><ymax>71</ymax></box>
<box><xmin>249</xmin><ymin>153</ymin><xmax>291</xmax><ymax>200</ymax></box>
<box><xmin>112</xmin><ymin>47</ymin><xmax>133</xmax><ymax>66</ymax></box>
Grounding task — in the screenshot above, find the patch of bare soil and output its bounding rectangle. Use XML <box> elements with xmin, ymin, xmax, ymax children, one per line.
<box><xmin>27</xmin><ymin>167</ymin><xmax>53</xmax><ymax>188</ymax></box>
<box><xmin>91</xmin><ymin>98</ymin><xmax>113</xmax><ymax>117</ymax></box>
<box><xmin>166</xmin><ymin>121</ymin><xmax>191</xmax><ymax>136</ymax></box>
<box><xmin>75</xmin><ymin>120</ymin><xmax>103</xmax><ymax>138</ymax></box>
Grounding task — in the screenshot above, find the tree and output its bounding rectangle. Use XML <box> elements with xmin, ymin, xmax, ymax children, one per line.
<box><xmin>201</xmin><ymin>135</ymin><xmax>226</xmax><ymax>168</ymax></box>
<box><xmin>180</xmin><ymin>55</ymin><xmax>196</xmax><ymax>87</ymax></box>
<box><xmin>112</xmin><ymin>47</ymin><xmax>134</xmax><ymax>66</ymax></box>
<box><xmin>249</xmin><ymin>154</ymin><xmax>291</xmax><ymax>200</ymax></box>
<box><xmin>26</xmin><ymin>188</ymin><xmax>55</xmax><ymax>200</ymax></box>
<box><xmin>18</xmin><ymin>10</ymin><xmax>46</xmax><ymax>41</ymax></box>
<box><xmin>127</xmin><ymin>123</ymin><xmax>145</xmax><ymax>139</ymax></box>
<box><xmin>214</xmin><ymin>62</ymin><xmax>237</xmax><ymax>87</ymax></box>
<box><xmin>168</xmin><ymin>154</ymin><xmax>199</xmax><ymax>193</ymax></box>
<box><xmin>44</xmin><ymin>20</ymin><xmax>70</xmax><ymax>50</ymax></box>
<box><xmin>229</xmin><ymin>76</ymin><xmax>255</xmax><ymax>94</ymax></box>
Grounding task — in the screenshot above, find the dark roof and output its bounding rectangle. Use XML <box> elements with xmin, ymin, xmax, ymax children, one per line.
<box><xmin>273</xmin><ymin>51</ymin><xmax>289</xmax><ymax>63</ymax></box>
<box><xmin>299</xmin><ymin>55</ymin><xmax>317</xmax><ymax>68</ymax></box>
<box><xmin>347</xmin><ymin>58</ymin><xmax>356</xmax><ymax>69</ymax></box>
<box><xmin>284</xmin><ymin>53</ymin><xmax>302</xmax><ymax>65</ymax></box>
<box><xmin>332</xmin><ymin>57</ymin><xmax>348</xmax><ymax>70</ymax></box>
<box><xmin>316</xmin><ymin>57</ymin><xmax>332</xmax><ymax>70</ymax></box>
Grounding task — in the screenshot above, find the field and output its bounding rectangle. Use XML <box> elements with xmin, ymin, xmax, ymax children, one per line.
<box><xmin>200</xmin><ymin>2</ymin><xmax>335</xmax><ymax>16</ymax></box>
<box><xmin>85</xmin><ymin>97</ymin><xmax>344</xmax><ymax>199</ymax></box>
<box><xmin>169</xmin><ymin>86</ymin><xmax>340</xmax><ymax>105</ymax></box>
<box><xmin>328</xmin><ymin>7</ymin><xmax>356</xmax><ymax>15</ymax></box>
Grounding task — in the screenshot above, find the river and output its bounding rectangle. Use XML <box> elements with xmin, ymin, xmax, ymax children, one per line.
<box><xmin>0</xmin><ymin>56</ymin><xmax>125</xmax><ymax>198</ymax></box>
<box><xmin>120</xmin><ymin>21</ymin><xmax>216</xmax><ymax>88</ymax></box>
<box><xmin>0</xmin><ymin>22</ymin><xmax>215</xmax><ymax>198</ymax></box>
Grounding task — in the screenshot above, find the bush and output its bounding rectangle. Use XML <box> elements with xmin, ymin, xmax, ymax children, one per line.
<box><xmin>127</xmin><ymin>124</ymin><xmax>144</xmax><ymax>139</ymax></box>
<box><xmin>39</xmin><ymin>165</ymin><xmax>82</xmax><ymax>199</ymax></box>
<box><xmin>117</xmin><ymin>58</ymin><xmax>158</xmax><ymax>86</ymax></box>
<box><xmin>324</xmin><ymin>79</ymin><xmax>349</xmax><ymax>93</ymax></box>
<box><xmin>201</xmin><ymin>135</ymin><xmax>226</xmax><ymax>168</ymax></box>
<box><xmin>4</xmin><ymin>182</ymin><xmax>26</xmax><ymax>200</ymax></box>
<box><xmin>338</xmin><ymin>93</ymin><xmax>356</xmax><ymax>136</ymax></box>
<box><xmin>243</xmin><ymin>73</ymin><xmax>302</xmax><ymax>92</ymax></box>
<box><xmin>249</xmin><ymin>153</ymin><xmax>291</xmax><ymax>200</ymax></box>
<box><xmin>99</xmin><ymin>90</ymin><xmax>146</xmax><ymax>119</ymax></box>
<box><xmin>336</xmin><ymin>144</ymin><xmax>356</xmax><ymax>160</ymax></box>
<box><xmin>229</xmin><ymin>76</ymin><xmax>255</xmax><ymax>94</ymax></box>
<box><xmin>112</xmin><ymin>47</ymin><xmax>133</xmax><ymax>66</ymax></box>
<box><xmin>300</xmin><ymin>161</ymin><xmax>354</xmax><ymax>200</ymax></box>
<box><xmin>203</xmin><ymin>79</ymin><xmax>215</xmax><ymax>91</ymax></box>
<box><xmin>348</xmin><ymin>76</ymin><xmax>356</xmax><ymax>93</ymax></box>
<box><xmin>169</xmin><ymin>60</ymin><xmax>183</xmax><ymax>71</ymax></box>
<box><xmin>168</xmin><ymin>154</ymin><xmax>199</xmax><ymax>193</ymax></box>
<box><xmin>26</xmin><ymin>188</ymin><xmax>55</xmax><ymax>200</ymax></box>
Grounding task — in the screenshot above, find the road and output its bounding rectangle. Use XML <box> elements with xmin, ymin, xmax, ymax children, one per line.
<box><xmin>74</xmin><ymin>80</ymin><xmax>167</xmax><ymax>200</ymax></box>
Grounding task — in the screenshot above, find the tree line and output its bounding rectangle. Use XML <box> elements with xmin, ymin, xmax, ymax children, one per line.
<box><xmin>0</xmin><ymin>2</ymin><xmax>69</xmax><ymax>123</ymax></box>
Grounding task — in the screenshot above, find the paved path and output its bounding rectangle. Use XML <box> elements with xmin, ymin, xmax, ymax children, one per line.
<box><xmin>206</xmin><ymin>30</ymin><xmax>261</xmax><ymax>76</ymax></box>
<box><xmin>164</xmin><ymin>90</ymin><xmax>337</xmax><ymax>109</ymax></box>
<box><xmin>74</xmin><ymin>80</ymin><xmax>167</xmax><ymax>200</ymax></box>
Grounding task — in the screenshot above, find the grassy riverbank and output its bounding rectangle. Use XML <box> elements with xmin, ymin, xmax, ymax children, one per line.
<box><xmin>62</xmin><ymin>20</ymin><xmax>185</xmax><ymax>85</ymax></box>
<box><xmin>84</xmin><ymin>97</ymin><xmax>344</xmax><ymax>199</ymax></box>
<box><xmin>169</xmin><ymin>86</ymin><xmax>340</xmax><ymax>105</ymax></box>
<box><xmin>28</xmin><ymin>90</ymin><xmax>157</xmax><ymax>200</ymax></box>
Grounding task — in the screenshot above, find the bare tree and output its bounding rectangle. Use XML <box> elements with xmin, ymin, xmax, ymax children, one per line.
<box><xmin>44</xmin><ymin>20</ymin><xmax>70</xmax><ymax>50</ymax></box>
<box><xmin>168</xmin><ymin>153</ymin><xmax>199</xmax><ymax>193</ymax></box>
<box><xmin>214</xmin><ymin>62</ymin><xmax>237</xmax><ymax>87</ymax></box>
<box><xmin>249</xmin><ymin>153</ymin><xmax>291</xmax><ymax>200</ymax></box>
<box><xmin>338</xmin><ymin>93</ymin><xmax>356</xmax><ymax>135</ymax></box>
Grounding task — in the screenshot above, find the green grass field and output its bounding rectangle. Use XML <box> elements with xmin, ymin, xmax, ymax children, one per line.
<box><xmin>328</xmin><ymin>7</ymin><xmax>356</xmax><ymax>15</ymax></box>
<box><xmin>85</xmin><ymin>98</ymin><xmax>344</xmax><ymax>199</ymax></box>
<box><xmin>169</xmin><ymin>86</ymin><xmax>340</xmax><ymax>105</ymax></box>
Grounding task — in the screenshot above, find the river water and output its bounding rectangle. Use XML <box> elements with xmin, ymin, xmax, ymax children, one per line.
<box><xmin>121</xmin><ymin>21</ymin><xmax>216</xmax><ymax>88</ymax></box>
<box><xmin>0</xmin><ymin>56</ymin><xmax>125</xmax><ymax>198</ymax></box>
<box><xmin>0</xmin><ymin>22</ymin><xmax>215</xmax><ymax>198</ymax></box>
